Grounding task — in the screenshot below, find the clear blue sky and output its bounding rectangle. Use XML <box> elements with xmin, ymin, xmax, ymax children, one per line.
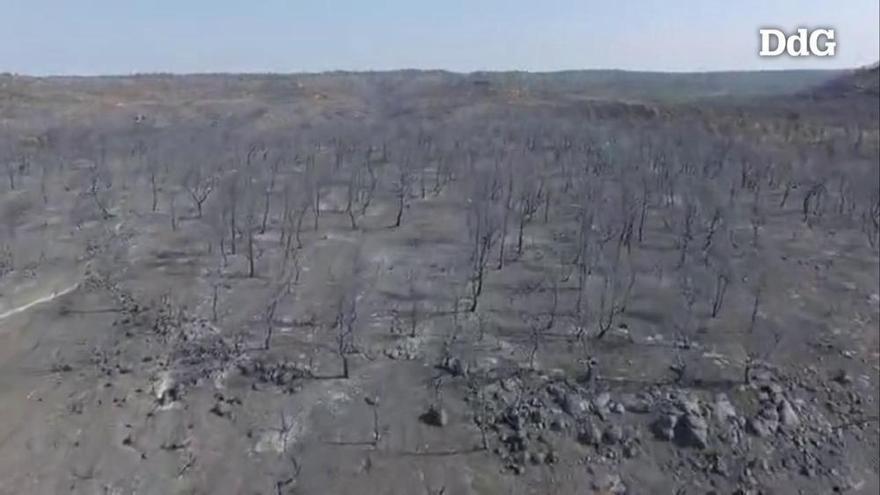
<box><xmin>2</xmin><ymin>0</ymin><xmax>878</xmax><ymax>75</ymax></box>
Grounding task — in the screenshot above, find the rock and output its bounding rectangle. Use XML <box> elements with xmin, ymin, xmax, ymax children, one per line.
<box><xmin>674</xmin><ymin>413</ymin><xmax>709</xmax><ymax>449</ymax></box>
<box><xmin>529</xmin><ymin>407</ymin><xmax>545</xmax><ymax>424</ymax></box>
<box><xmin>562</xmin><ymin>393</ymin><xmax>590</xmax><ymax>417</ymax></box>
<box><xmin>492</xmin><ymin>387</ymin><xmax>518</xmax><ymax>406</ymax></box>
<box><xmin>501</xmin><ymin>377</ymin><xmax>521</xmax><ymax>393</ymax></box>
<box><xmin>675</xmin><ymin>394</ymin><xmax>702</xmax><ymax>416</ymax></box>
<box><xmin>577</xmin><ymin>420</ymin><xmax>604</xmax><ymax>446</ymax></box>
<box><xmin>210</xmin><ymin>401</ymin><xmax>231</xmax><ymax>418</ymax></box>
<box><xmin>714</xmin><ymin>394</ymin><xmax>738</xmax><ymax>423</ymax></box>
<box><xmin>778</xmin><ymin>399</ymin><xmax>800</xmax><ymax>427</ymax></box>
<box><xmin>711</xmin><ymin>454</ymin><xmax>730</xmax><ymax>477</ymax></box>
<box><xmin>384</xmin><ymin>338</ymin><xmax>420</xmax><ymax>361</ymax></box>
<box><xmin>441</xmin><ymin>356</ymin><xmax>469</xmax><ymax>377</ymax></box>
<box><xmin>618</xmin><ymin>393</ymin><xmax>653</xmax><ymax>414</ymax></box>
<box><xmin>602</xmin><ymin>424</ymin><xmax>624</xmax><ymax>445</ymax></box>
<box><xmin>421</xmin><ymin>405</ymin><xmax>448</xmax><ymax>427</ymax></box>
<box><xmin>593</xmin><ymin>392</ymin><xmax>612</xmax><ymax>410</ymax></box>
<box><xmin>506</xmin><ymin>409</ymin><xmax>526</xmax><ymax>431</ymax></box>
<box><xmin>505</xmin><ymin>431</ymin><xmax>529</xmax><ymax>451</ymax></box>
<box><xmin>591</xmin><ymin>472</ymin><xmax>627</xmax><ymax>494</ymax></box>
<box><xmin>279</xmin><ymin>370</ymin><xmax>296</xmax><ymax>385</ymax></box>
<box><xmin>622</xmin><ymin>441</ymin><xmax>641</xmax><ymax>459</ymax></box>
<box><xmin>157</xmin><ymin>384</ymin><xmax>180</xmax><ymax>406</ymax></box>
<box><xmin>833</xmin><ymin>369</ymin><xmax>853</xmax><ymax>385</ymax></box>
<box><xmin>529</xmin><ymin>451</ymin><xmax>546</xmax><ymax>464</ymax></box>
<box><xmin>750</xmin><ymin>367</ymin><xmax>774</xmax><ymax>382</ymax></box>
<box><xmin>546</xmin><ymin>384</ymin><xmax>565</xmax><ymax>400</ymax></box>
<box><xmin>611</xmin><ymin>402</ymin><xmax>626</xmax><ymax>414</ymax></box>
<box><xmin>763</xmin><ymin>383</ymin><xmax>784</xmax><ymax>403</ymax></box>
<box><xmin>756</xmin><ymin>387</ymin><xmax>784</xmax><ymax>408</ymax></box>
<box><xmin>747</xmin><ymin>408</ymin><xmax>779</xmax><ymax>437</ymax></box>
<box><xmin>838</xmin><ymin>476</ymin><xmax>866</xmax><ymax>492</ymax></box>
<box><xmin>651</xmin><ymin>414</ymin><xmax>678</xmax><ymax>441</ymax></box>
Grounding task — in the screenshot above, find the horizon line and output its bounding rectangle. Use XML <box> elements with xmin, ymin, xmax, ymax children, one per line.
<box><xmin>3</xmin><ymin>63</ymin><xmax>875</xmax><ymax>79</ymax></box>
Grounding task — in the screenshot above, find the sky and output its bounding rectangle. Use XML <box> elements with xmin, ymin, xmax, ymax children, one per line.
<box><xmin>1</xmin><ymin>0</ymin><xmax>878</xmax><ymax>75</ymax></box>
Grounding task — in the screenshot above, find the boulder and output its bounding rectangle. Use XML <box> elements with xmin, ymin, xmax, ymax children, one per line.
<box><xmin>590</xmin><ymin>471</ymin><xmax>627</xmax><ymax>494</ymax></box>
<box><xmin>747</xmin><ymin>408</ymin><xmax>779</xmax><ymax>437</ymax></box>
<box><xmin>592</xmin><ymin>392</ymin><xmax>612</xmax><ymax>410</ymax></box>
<box><xmin>675</xmin><ymin>394</ymin><xmax>702</xmax><ymax>416</ymax></box>
<box><xmin>529</xmin><ymin>451</ymin><xmax>546</xmax><ymax>465</ymax></box>
<box><xmin>562</xmin><ymin>393</ymin><xmax>590</xmax><ymax>417</ymax></box>
<box><xmin>578</xmin><ymin>420</ymin><xmax>604</xmax><ymax>446</ymax></box>
<box><xmin>441</xmin><ymin>356</ymin><xmax>469</xmax><ymax>377</ymax></box>
<box><xmin>674</xmin><ymin>413</ymin><xmax>709</xmax><ymax>449</ymax></box>
<box><xmin>421</xmin><ymin>404</ymin><xmax>448</xmax><ymax>427</ymax></box>
<box><xmin>651</xmin><ymin>414</ymin><xmax>678</xmax><ymax>441</ymax></box>
<box><xmin>714</xmin><ymin>394</ymin><xmax>738</xmax><ymax>423</ymax></box>
<box><xmin>618</xmin><ymin>393</ymin><xmax>653</xmax><ymax>414</ymax></box>
<box><xmin>833</xmin><ymin>369</ymin><xmax>853</xmax><ymax>385</ymax></box>
<box><xmin>210</xmin><ymin>400</ymin><xmax>232</xmax><ymax>418</ymax></box>
<box><xmin>602</xmin><ymin>424</ymin><xmax>625</xmax><ymax>445</ymax></box>
<box><xmin>778</xmin><ymin>399</ymin><xmax>800</xmax><ymax>427</ymax></box>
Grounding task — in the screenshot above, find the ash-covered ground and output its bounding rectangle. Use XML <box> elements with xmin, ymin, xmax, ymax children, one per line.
<box><xmin>0</xmin><ymin>68</ymin><xmax>877</xmax><ymax>494</ymax></box>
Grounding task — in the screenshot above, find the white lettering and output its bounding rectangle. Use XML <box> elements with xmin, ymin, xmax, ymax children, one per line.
<box><xmin>809</xmin><ymin>29</ymin><xmax>836</xmax><ymax>56</ymax></box>
<box><xmin>759</xmin><ymin>28</ymin><xmax>836</xmax><ymax>57</ymax></box>
<box><xmin>759</xmin><ymin>29</ymin><xmax>786</xmax><ymax>56</ymax></box>
<box><xmin>786</xmin><ymin>28</ymin><xmax>810</xmax><ymax>56</ymax></box>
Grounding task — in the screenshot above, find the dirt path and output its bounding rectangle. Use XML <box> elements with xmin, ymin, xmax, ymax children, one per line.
<box><xmin>0</xmin><ymin>282</ymin><xmax>79</xmax><ymax>321</ymax></box>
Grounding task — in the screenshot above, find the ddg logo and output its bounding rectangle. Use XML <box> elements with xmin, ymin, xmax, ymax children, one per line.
<box><xmin>759</xmin><ymin>28</ymin><xmax>836</xmax><ymax>57</ymax></box>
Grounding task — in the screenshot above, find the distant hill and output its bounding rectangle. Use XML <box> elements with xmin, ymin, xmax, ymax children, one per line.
<box><xmin>1</xmin><ymin>68</ymin><xmax>848</xmax><ymax>105</ymax></box>
<box><xmin>807</xmin><ymin>63</ymin><xmax>880</xmax><ymax>99</ymax></box>
<box><xmin>458</xmin><ymin>69</ymin><xmax>847</xmax><ymax>103</ymax></box>
<box><xmin>698</xmin><ymin>64</ymin><xmax>878</xmax><ymax>127</ymax></box>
